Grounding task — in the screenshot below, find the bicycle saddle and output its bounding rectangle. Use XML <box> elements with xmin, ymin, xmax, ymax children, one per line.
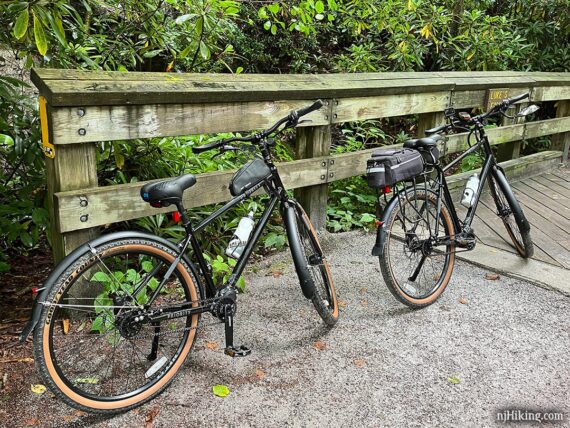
<box><xmin>403</xmin><ymin>134</ymin><xmax>443</xmax><ymax>150</ymax></box>
<box><xmin>140</xmin><ymin>174</ymin><xmax>197</xmax><ymax>207</ymax></box>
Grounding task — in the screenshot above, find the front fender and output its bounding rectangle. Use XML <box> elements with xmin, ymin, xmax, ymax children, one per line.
<box><xmin>20</xmin><ymin>231</ymin><xmax>201</xmax><ymax>342</ymax></box>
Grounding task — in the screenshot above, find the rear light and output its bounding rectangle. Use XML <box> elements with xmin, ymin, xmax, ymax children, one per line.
<box><xmin>383</xmin><ymin>186</ymin><xmax>391</xmax><ymax>194</ymax></box>
<box><xmin>172</xmin><ymin>211</ymin><xmax>181</xmax><ymax>223</ymax></box>
<box><xmin>31</xmin><ymin>287</ymin><xmax>39</xmax><ymax>295</ymax></box>
<box><xmin>375</xmin><ymin>221</ymin><xmax>383</xmax><ymax>226</ymax></box>
<box><xmin>150</xmin><ymin>202</ymin><xmax>162</xmax><ymax>208</ymax></box>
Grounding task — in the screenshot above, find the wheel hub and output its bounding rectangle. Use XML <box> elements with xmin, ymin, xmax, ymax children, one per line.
<box><xmin>116</xmin><ymin>311</ymin><xmax>144</xmax><ymax>339</ymax></box>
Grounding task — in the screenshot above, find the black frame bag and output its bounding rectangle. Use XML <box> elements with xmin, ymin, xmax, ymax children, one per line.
<box><xmin>366</xmin><ymin>148</ymin><xmax>424</xmax><ymax>188</ymax></box>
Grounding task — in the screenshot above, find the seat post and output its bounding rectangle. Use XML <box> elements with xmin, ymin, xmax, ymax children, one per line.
<box><xmin>175</xmin><ymin>202</ymin><xmax>191</xmax><ymax>230</ymax></box>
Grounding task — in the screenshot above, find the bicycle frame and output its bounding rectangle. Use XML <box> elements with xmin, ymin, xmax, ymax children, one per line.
<box><xmin>372</xmin><ymin>123</ymin><xmax>501</xmax><ymax>256</ymax></box>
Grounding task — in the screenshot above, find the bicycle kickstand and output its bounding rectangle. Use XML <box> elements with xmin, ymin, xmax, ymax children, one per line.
<box><xmin>223</xmin><ymin>306</ymin><xmax>251</xmax><ymax>357</ymax></box>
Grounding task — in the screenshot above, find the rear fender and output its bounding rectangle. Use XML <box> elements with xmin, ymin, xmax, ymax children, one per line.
<box><xmin>20</xmin><ymin>231</ymin><xmax>202</xmax><ymax>342</ymax></box>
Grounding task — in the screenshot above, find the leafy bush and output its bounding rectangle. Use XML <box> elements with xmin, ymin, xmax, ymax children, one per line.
<box><xmin>0</xmin><ymin>76</ymin><xmax>46</xmax><ymax>272</ymax></box>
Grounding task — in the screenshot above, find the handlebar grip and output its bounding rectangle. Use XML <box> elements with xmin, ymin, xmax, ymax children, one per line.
<box><xmin>294</xmin><ymin>100</ymin><xmax>324</xmax><ymax>118</ymax></box>
<box><xmin>505</xmin><ymin>92</ymin><xmax>529</xmax><ymax>105</ymax></box>
<box><xmin>192</xmin><ymin>140</ymin><xmax>225</xmax><ymax>154</ymax></box>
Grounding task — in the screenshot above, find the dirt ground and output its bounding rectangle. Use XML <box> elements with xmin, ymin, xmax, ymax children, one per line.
<box><xmin>0</xmin><ymin>231</ymin><xmax>568</xmax><ymax>427</ymax></box>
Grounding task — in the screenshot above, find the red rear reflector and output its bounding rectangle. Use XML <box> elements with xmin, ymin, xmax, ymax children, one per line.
<box><xmin>31</xmin><ymin>287</ymin><xmax>38</xmax><ymax>295</ymax></box>
<box><xmin>375</xmin><ymin>221</ymin><xmax>383</xmax><ymax>226</ymax></box>
<box><xmin>151</xmin><ymin>202</ymin><xmax>162</xmax><ymax>208</ymax></box>
<box><xmin>172</xmin><ymin>211</ymin><xmax>181</xmax><ymax>223</ymax></box>
<box><xmin>383</xmin><ymin>186</ymin><xmax>391</xmax><ymax>194</ymax></box>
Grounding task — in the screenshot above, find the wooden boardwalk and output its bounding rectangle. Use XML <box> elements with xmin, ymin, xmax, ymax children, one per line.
<box><xmin>470</xmin><ymin>166</ymin><xmax>570</xmax><ymax>269</ymax></box>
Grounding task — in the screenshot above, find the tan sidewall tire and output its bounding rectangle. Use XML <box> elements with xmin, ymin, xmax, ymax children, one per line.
<box><xmin>38</xmin><ymin>242</ymin><xmax>199</xmax><ymax>412</ymax></box>
<box><xmin>383</xmin><ymin>191</ymin><xmax>455</xmax><ymax>307</ymax></box>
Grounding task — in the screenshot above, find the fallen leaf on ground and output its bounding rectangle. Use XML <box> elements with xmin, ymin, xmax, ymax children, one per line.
<box><xmin>458</xmin><ymin>297</ymin><xmax>468</xmax><ymax>305</ymax></box>
<box><xmin>270</xmin><ymin>271</ymin><xmax>283</xmax><ymax>278</ymax></box>
<box><xmin>62</xmin><ymin>319</ymin><xmax>70</xmax><ymax>335</ymax></box>
<box><xmin>314</xmin><ymin>340</ymin><xmax>326</xmax><ymax>350</ymax></box>
<box><xmin>75</xmin><ymin>377</ymin><xmax>98</xmax><ymax>384</ymax></box>
<box><xmin>205</xmin><ymin>341</ymin><xmax>218</xmax><ymax>350</ymax></box>
<box><xmin>447</xmin><ymin>376</ymin><xmax>461</xmax><ymax>385</ymax></box>
<box><xmin>145</xmin><ymin>406</ymin><xmax>160</xmax><ymax>428</ymax></box>
<box><xmin>353</xmin><ymin>359</ymin><xmax>366</xmax><ymax>368</ymax></box>
<box><xmin>30</xmin><ymin>384</ymin><xmax>46</xmax><ymax>394</ymax></box>
<box><xmin>485</xmin><ymin>273</ymin><xmax>500</xmax><ymax>280</ymax></box>
<box><xmin>63</xmin><ymin>415</ymin><xmax>75</xmax><ymax>422</ymax></box>
<box><xmin>25</xmin><ymin>418</ymin><xmax>39</xmax><ymax>426</ymax></box>
<box><xmin>255</xmin><ymin>369</ymin><xmax>266</xmax><ymax>379</ymax></box>
<box><xmin>358</xmin><ymin>287</ymin><xmax>367</xmax><ymax>294</ymax></box>
<box><xmin>360</xmin><ymin>299</ymin><xmax>368</xmax><ymax>307</ymax></box>
<box><xmin>338</xmin><ymin>300</ymin><xmax>348</xmax><ymax>308</ymax></box>
<box><xmin>212</xmin><ymin>384</ymin><xmax>230</xmax><ymax>397</ymax></box>
<box><xmin>73</xmin><ymin>410</ymin><xmax>86</xmax><ymax>417</ymax></box>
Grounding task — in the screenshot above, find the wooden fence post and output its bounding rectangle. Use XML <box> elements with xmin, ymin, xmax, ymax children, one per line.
<box><xmin>552</xmin><ymin>100</ymin><xmax>570</xmax><ymax>162</ymax></box>
<box><xmin>294</xmin><ymin>125</ymin><xmax>331</xmax><ymax>230</ymax></box>
<box><xmin>46</xmin><ymin>143</ymin><xmax>99</xmax><ymax>262</ymax></box>
<box><xmin>497</xmin><ymin>103</ymin><xmax>525</xmax><ymax>161</ymax></box>
<box><xmin>417</xmin><ymin>112</ymin><xmax>445</xmax><ymax>138</ymax></box>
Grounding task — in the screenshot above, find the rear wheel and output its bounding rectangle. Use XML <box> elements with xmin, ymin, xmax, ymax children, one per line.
<box><xmin>290</xmin><ymin>204</ymin><xmax>339</xmax><ymax>326</ymax></box>
<box><xmin>488</xmin><ymin>168</ymin><xmax>534</xmax><ymax>258</ymax></box>
<box><xmin>34</xmin><ymin>238</ymin><xmax>201</xmax><ymax>414</ymax></box>
<box><xmin>379</xmin><ymin>190</ymin><xmax>456</xmax><ymax>308</ymax></box>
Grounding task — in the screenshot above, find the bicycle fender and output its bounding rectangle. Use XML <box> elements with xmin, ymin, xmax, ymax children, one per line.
<box><xmin>371</xmin><ymin>193</ymin><xmax>400</xmax><ymax>257</ymax></box>
<box><xmin>20</xmin><ymin>231</ymin><xmax>201</xmax><ymax>342</ymax></box>
<box><xmin>282</xmin><ymin>202</ymin><xmax>314</xmax><ymax>299</ymax></box>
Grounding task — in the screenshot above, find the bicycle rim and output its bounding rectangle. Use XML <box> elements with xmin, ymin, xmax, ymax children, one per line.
<box><xmin>35</xmin><ymin>239</ymin><xmax>200</xmax><ymax>412</ymax></box>
<box><xmin>382</xmin><ymin>190</ymin><xmax>455</xmax><ymax>307</ymax></box>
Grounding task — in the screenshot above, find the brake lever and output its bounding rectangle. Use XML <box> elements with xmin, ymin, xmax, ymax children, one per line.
<box><xmin>211</xmin><ymin>145</ymin><xmax>239</xmax><ymax>159</ymax></box>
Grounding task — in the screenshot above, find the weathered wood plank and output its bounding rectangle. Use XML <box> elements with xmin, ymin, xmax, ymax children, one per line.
<box><xmin>534</xmin><ymin>175</ymin><xmax>570</xmax><ymax>199</ymax></box>
<box><xmin>333</xmin><ymin>92</ymin><xmax>450</xmax><ymax>123</ymax></box>
<box><xmin>513</xmin><ymin>181</ymin><xmax>570</xmax><ymax>221</ymax></box>
<box><xmin>479</xmin><ymin>196</ymin><xmax>570</xmax><ymax>269</ymax></box>
<box><xmin>50</xmin><ymin>100</ymin><xmax>330</xmax><ymax>145</ymax></box>
<box><xmin>532</xmin><ymin>86</ymin><xmax>570</xmax><ymax>102</ymax></box>
<box><xmin>509</xmin><ymin>189</ymin><xmax>570</xmax><ymax>239</ymax></box>
<box><xmin>542</xmin><ymin>173</ymin><xmax>570</xmax><ymax>191</ymax></box>
<box><xmin>527</xmin><ymin>176</ymin><xmax>570</xmax><ymax>208</ymax></box>
<box><xmin>37</xmin><ymin>76</ymin><xmax>454</xmax><ymax>107</ymax></box>
<box><xmin>55</xmin><ymin>156</ymin><xmax>328</xmax><ymax>233</ymax></box>
<box><xmin>54</xmin><ymin>150</ymin><xmax>562</xmax><ymax>234</ymax></box>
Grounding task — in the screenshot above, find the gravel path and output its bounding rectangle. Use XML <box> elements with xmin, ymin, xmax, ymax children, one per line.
<box><xmin>5</xmin><ymin>231</ymin><xmax>569</xmax><ymax>427</ymax></box>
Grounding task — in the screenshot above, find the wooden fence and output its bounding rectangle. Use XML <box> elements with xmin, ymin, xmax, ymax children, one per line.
<box><xmin>32</xmin><ymin>69</ymin><xmax>570</xmax><ymax>261</ymax></box>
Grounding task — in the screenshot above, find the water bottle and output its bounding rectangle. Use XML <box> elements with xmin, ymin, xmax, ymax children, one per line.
<box><xmin>461</xmin><ymin>174</ymin><xmax>479</xmax><ymax>208</ymax></box>
<box><xmin>225</xmin><ymin>211</ymin><xmax>255</xmax><ymax>259</ymax></box>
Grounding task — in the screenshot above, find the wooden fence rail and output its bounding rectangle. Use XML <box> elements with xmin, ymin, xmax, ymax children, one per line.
<box><xmin>32</xmin><ymin>69</ymin><xmax>570</xmax><ymax>261</ymax></box>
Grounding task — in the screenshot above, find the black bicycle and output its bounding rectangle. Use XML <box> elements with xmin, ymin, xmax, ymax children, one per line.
<box><xmin>372</xmin><ymin>93</ymin><xmax>536</xmax><ymax>308</ymax></box>
<box><xmin>20</xmin><ymin>100</ymin><xmax>339</xmax><ymax>413</ymax></box>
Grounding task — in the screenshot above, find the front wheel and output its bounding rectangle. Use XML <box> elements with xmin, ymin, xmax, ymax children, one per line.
<box><xmin>488</xmin><ymin>168</ymin><xmax>534</xmax><ymax>258</ymax></box>
<box><xmin>33</xmin><ymin>237</ymin><xmax>201</xmax><ymax>414</ymax></box>
<box><xmin>379</xmin><ymin>189</ymin><xmax>456</xmax><ymax>308</ymax></box>
<box><xmin>286</xmin><ymin>203</ymin><xmax>339</xmax><ymax>326</ymax></box>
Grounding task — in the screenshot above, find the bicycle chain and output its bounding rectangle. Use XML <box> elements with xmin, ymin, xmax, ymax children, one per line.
<box><xmin>122</xmin><ymin>296</ymin><xmax>223</xmax><ymax>340</ymax></box>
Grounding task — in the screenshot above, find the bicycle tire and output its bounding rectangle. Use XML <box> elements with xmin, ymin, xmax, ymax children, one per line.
<box><xmin>488</xmin><ymin>168</ymin><xmax>534</xmax><ymax>258</ymax></box>
<box><xmin>287</xmin><ymin>203</ymin><xmax>339</xmax><ymax>326</ymax></box>
<box><xmin>33</xmin><ymin>237</ymin><xmax>201</xmax><ymax>414</ymax></box>
<box><xmin>379</xmin><ymin>189</ymin><xmax>456</xmax><ymax>308</ymax></box>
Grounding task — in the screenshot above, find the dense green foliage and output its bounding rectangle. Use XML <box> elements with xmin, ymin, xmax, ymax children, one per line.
<box><xmin>0</xmin><ymin>0</ymin><xmax>568</xmax><ymax>273</ymax></box>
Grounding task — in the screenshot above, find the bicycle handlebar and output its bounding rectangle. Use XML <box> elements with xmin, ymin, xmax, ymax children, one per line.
<box><xmin>192</xmin><ymin>100</ymin><xmax>324</xmax><ymax>154</ymax></box>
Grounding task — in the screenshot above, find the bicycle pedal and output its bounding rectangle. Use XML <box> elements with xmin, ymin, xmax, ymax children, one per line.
<box><xmin>224</xmin><ymin>345</ymin><xmax>251</xmax><ymax>358</ymax></box>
